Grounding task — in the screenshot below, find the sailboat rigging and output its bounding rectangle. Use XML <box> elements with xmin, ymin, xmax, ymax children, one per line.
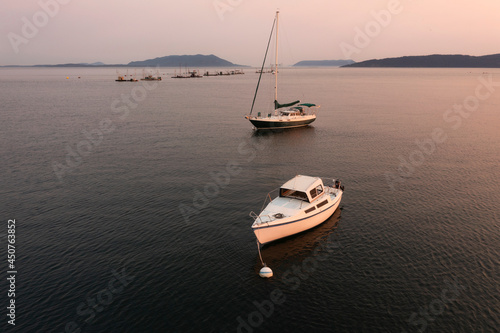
<box><xmin>245</xmin><ymin>11</ymin><xmax>318</xmax><ymax>130</ymax></box>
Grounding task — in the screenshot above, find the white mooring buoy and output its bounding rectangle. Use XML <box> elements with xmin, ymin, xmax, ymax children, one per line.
<box><xmin>259</xmin><ymin>265</ymin><xmax>273</xmax><ymax>278</ymax></box>
<box><xmin>256</xmin><ymin>239</ymin><xmax>273</xmax><ymax>278</ymax></box>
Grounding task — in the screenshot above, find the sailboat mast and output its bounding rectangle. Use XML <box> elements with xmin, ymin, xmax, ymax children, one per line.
<box><xmin>274</xmin><ymin>10</ymin><xmax>279</xmax><ymax>108</ymax></box>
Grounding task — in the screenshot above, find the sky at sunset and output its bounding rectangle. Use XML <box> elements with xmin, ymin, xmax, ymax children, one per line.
<box><xmin>1</xmin><ymin>0</ymin><xmax>500</xmax><ymax>66</ymax></box>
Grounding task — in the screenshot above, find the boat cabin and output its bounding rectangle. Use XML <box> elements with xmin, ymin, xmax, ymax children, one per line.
<box><xmin>279</xmin><ymin>109</ymin><xmax>302</xmax><ymax>117</ymax></box>
<box><xmin>279</xmin><ymin>175</ymin><xmax>324</xmax><ymax>203</ymax></box>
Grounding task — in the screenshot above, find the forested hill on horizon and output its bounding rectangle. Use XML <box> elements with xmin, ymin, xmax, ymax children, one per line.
<box><xmin>293</xmin><ymin>59</ymin><xmax>355</xmax><ymax>67</ymax></box>
<box><xmin>343</xmin><ymin>53</ymin><xmax>500</xmax><ymax>68</ymax></box>
<box><xmin>127</xmin><ymin>54</ymin><xmax>245</xmax><ymax>67</ymax></box>
<box><xmin>2</xmin><ymin>54</ymin><xmax>245</xmax><ymax>68</ymax></box>
<box><xmin>5</xmin><ymin>53</ymin><xmax>500</xmax><ymax>68</ymax></box>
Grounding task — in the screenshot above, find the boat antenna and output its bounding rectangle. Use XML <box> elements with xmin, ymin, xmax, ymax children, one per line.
<box><xmin>249</xmin><ymin>12</ymin><xmax>277</xmax><ymax>116</ymax></box>
<box><xmin>274</xmin><ymin>10</ymin><xmax>279</xmax><ymax>110</ymax></box>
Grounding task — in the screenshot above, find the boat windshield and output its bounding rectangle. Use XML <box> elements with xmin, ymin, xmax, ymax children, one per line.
<box><xmin>280</xmin><ymin>188</ymin><xmax>309</xmax><ymax>202</ymax></box>
<box><xmin>279</xmin><ymin>110</ymin><xmax>301</xmax><ymax>116</ymax></box>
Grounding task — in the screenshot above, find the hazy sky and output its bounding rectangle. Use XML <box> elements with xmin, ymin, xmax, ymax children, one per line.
<box><xmin>1</xmin><ymin>0</ymin><xmax>500</xmax><ymax>66</ymax></box>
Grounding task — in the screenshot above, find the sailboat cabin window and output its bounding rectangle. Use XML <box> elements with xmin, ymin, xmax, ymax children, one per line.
<box><xmin>280</xmin><ymin>188</ymin><xmax>309</xmax><ymax>202</ymax></box>
<box><xmin>309</xmin><ymin>185</ymin><xmax>324</xmax><ymax>200</ymax></box>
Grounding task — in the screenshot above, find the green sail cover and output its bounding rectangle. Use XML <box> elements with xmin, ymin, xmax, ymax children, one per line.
<box><xmin>274</xmin><ymin>100</ymin><xmax>300</xmax><ymax>109</ymax></box>
<box><xmin>299</xmin><ymin>103</ymin><xmax>316</xmax><ymax>107</ymax></box>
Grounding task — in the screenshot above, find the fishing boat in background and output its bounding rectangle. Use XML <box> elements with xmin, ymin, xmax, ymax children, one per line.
<box><xmin>245</xmin><ymin>11</ymin><xmax>318</xmax><ymax>130</ymax></box>
<box><xmin>172</xmin><ymin>67</ymin><xmax>203</xmax><ymax>78</ymax></box>
<box><xmin>141</xmin><ymin>69</ymin><xmax>162</xmax><ymax>81</ymax></box>
<box><xmin>250</xmin><ymin>175</ymin><xmax>344</xmax><ymax>244</ymax></box>
<box><xmin>204</xmin><ymin>71</ymin><xmax>219</xmax><ymax>76</ymax></box>
<box><xmin>171</xmin><ymin>70</ymin><xmax>190</xmax><ymax>78</ymax></box>
<box><xmin>188</xmin><ymin>69</ymin><xmax>203</xmax><ymax>78</ymax></box>
<box><xmin>115</xmin><ymin>70</ymin><xmax>138</xmax><ymax>82</ymax></box>
<box><xmin>115</xmin><ymin>75</ymin><xmax>138</xmax><ymax>82</ymax></box>
<box><xmin>255</xmin><ymin>67</ymin><xmax>273</xmax><ymax>74</ymax></box>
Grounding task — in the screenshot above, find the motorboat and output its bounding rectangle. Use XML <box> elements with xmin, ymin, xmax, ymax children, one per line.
<box><xmin>250</xmin><ymin>175</ymin><xmax>344</xmax><ymax>244</ymax></box>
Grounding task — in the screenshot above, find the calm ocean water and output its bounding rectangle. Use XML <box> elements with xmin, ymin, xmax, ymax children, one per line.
<box><xmin>1</xmin><ymin>67</ymin><xmax>499</xmax><ymax>332</ymax></box>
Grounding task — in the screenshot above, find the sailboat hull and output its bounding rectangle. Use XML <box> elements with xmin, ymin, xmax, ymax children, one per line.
<box><xmin>248</xmin><ymin>115</ymin><xmax>316</xmax><ymax>130</ymax></box>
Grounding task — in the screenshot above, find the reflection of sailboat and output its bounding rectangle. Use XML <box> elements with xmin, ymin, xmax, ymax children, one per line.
<box><xmin>245</xmin><ymin>11</ymin><xmax>319</xmax><ymax>130</ymax></box>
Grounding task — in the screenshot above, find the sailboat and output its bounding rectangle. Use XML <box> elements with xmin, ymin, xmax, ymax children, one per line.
<box><xmin>245</xmin><ymin>11</ymin><xmax>319</xmax><ymax>130</ymax></box>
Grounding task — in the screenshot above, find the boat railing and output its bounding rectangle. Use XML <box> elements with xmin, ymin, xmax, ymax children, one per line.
<box><xmin>279</xmin><ymin>105</ymin><xmax>319</xmax><ymax>115</ymax></box>
<box><xmin>249</xmin><ymin>211</ymin><xmax>260</xmax><ymax>221</ymax></box>
<box><xmin>319</xmin><ymin>177</ymin><xmax>344</xmax><ymax>195</ymax></box>
<box><xmin>249</xmin><ymin>187</ymin><xmax>279</xmax><ymax>222</ymax></box>
<box><xmin>260</xmin><ymin>188</ymin><xmax>279</xmax><ymax>213</ymax></box>
<box><xmin>249</xmin><ymin>211</ymin><xmax>275</xmax><ymax>226</ymax></box>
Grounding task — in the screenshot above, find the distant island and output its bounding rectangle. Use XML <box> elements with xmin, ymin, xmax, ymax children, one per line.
<box><xmin>7</xmin><ymin>53</ymin><xmax>500</xmax><ymax>68</ymax></box>
<box><xmin>128</xmin><ymin>54</ymin><xmax>245</xmax><ymax>67</ymax></box>
<box><xmin>342</xmin><ymin>53</ymin><xmax>500</xmax><ymax>68</ymax></box>
<box><xmin>3</xmin><ymin>54</ymin><xmax>245</xmax><ymax>68</ymax></box>
<box><xmin>293</xmin><ymin>59</ymin><xmax>355</xmax><ymax>67</ymax></box>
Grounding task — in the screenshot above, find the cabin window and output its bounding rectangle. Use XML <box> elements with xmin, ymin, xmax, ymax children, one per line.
<box><xmin>305</xmin><ymin>207</ymin><xmax>316</xmax><ymax>214</ymax></box>
<box><xmin>316</xmin><ymin>200</ymin><xmax>328</xmax><ymax>208</ymax></box>
<box><xmin>316</xmin><ymin>185</ymin><xmax>323</xmax><ymax>195</ymax></box>
<box><xmin>280</xmin><ymin>188</ymin><xmax>309</xmax><ymax>202</ymax></box>
<box><xmin>309</xmin><ymin>185</ymin><xmax>323</xmax><ymax>200</ymax></box>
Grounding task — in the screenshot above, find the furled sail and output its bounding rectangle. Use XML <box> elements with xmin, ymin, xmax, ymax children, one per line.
<box><xmin>274</xmin><ymin>100</ymin><xmax>300</xmax><ymax>109</ymax></box>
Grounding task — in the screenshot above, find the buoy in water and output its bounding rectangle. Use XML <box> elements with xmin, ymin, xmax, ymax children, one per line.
<box><xmin>259</xmin><ymin>266</ymin><xmax>273</xmax><ymax>278</ymax></box>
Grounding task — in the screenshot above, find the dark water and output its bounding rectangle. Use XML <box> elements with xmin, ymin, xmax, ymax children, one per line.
<box><xmin>1</xmin><ymin>67</ymin><xmax>499</xmax><ymax>332</ymax></box>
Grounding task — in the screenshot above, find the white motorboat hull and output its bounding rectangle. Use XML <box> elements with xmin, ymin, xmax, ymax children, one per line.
<box><xmin>252</xmin><ymin>191</ymin><xmax>342</xmax><ymax>244</ymax></box>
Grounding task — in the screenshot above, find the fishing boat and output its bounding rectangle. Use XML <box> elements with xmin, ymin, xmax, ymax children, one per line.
<box><xmin>203</xmin><ymin>71</ymin><xmax>219</xmax><ymax>77</ymax></box>
<box><xmin>141</xmin><ymin>69</ymin><xmax>162</xmax><ymax>81</ymax></box>
<box><xmin>171</xmin><ymin>71</ymin><xmax>190</xmax><ymax>78</ymax></box>
<box><xmin>188</xmin><ymin>69</ymin><xmax>203</xmax><ymax>78</ymax></box>
<box><xmin>115</xmin><ymin>70</ymin><xmax>138</xmax><ymax>82</ymax></box>
<box><xmin>255</xmin><ymin>68</ymin><xmax>273</xmax><ymax>74</ymax></box>
<box><xmin>250</xmin><ymin>175</ymin><xmax>343</xmax><ymax>244</ymax></box>
<box><xmin>245</xmin><ymin>11</ymin><xmax>318</xmax><ymax>130</ymax></box>
<box><xmin>141</xmin><ymin>74</ymin><xmax>162</xmax><ymax>81</ymax></box>
<box><xmin>115</xmin><ymin>75</ymin><xmax>138</xmax><ymax>82</ymax></box>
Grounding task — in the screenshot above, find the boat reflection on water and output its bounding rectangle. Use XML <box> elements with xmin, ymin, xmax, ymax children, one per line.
<box><xmin>255</xmin><ymin>207</ymin><xmax>343</xmax><ymax>274</ymax></box>
<box><xmin>250</xmin><ymin>124</ymin><xmax>316</xmax><ymax>138</ymax></box>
